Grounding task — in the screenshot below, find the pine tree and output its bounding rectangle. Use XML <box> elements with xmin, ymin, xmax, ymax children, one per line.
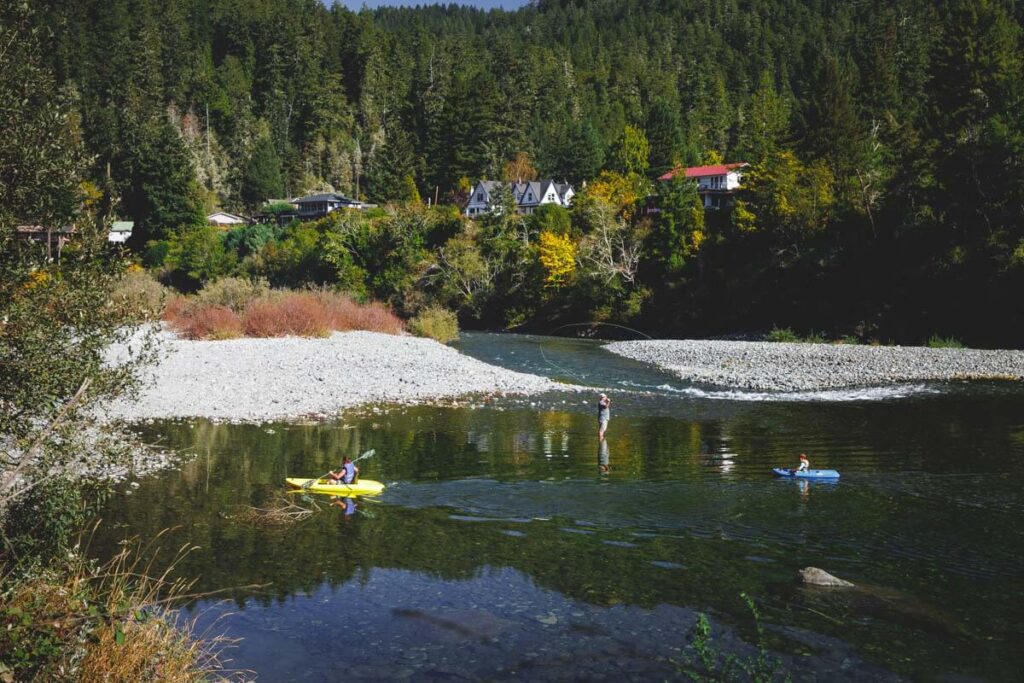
<box><xmin>242</xmin><ymin>136</ymin><xmax>285</xmax><ymax>208</ymax></box>
<box><xmin>646</xmin><ymin>100</ymin><xmax>685</xmax><ymax>178</ymax></box>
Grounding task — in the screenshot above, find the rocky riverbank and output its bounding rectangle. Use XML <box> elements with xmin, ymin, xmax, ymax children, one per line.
<box><xmin>100</xmin><ymin>330</ymin><xmax>565</xmax><ymax>422</ymax></box>
<box><xmin>604</xmin><ymin>339</ymin><xmax>1024</xmax><ymax>391</ymax></box>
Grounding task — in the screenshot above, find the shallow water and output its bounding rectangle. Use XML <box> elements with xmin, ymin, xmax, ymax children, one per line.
<box><xmin>92</xmin><ymin>333</ymin><xmax>1024</xmax><ymax>681</ymax></box>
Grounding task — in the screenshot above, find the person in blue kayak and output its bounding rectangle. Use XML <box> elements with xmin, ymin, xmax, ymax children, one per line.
<box><xmin>792</xmin><ymin>453</ymin><xmax>810</xmax><ymax>474</ymax></box>
<box><xmin>327</xmin><ymin>455</ymin><xmax>359</xmax><ymax>485</ymax></box>
<box><xmin>597</xmin><ymin>393</ymin><xmax>611</xmax><ymax>439</ymax></box>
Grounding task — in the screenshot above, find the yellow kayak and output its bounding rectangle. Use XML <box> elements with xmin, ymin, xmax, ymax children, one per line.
<box><xmin>285</xmin><ymin>478</ymin><xmax>385</xmax><ymax>496</ymax></box>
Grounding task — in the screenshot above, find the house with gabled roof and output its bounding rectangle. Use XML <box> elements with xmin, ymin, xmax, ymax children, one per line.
<box><xmin>291</xmin><ymin>192</ymin><xmax>374</xmax><ymax>220</ymax></box>
<box><xmin>658</xmin><ymin>162</ymin><xmax>749</xmax><ymax>209</ymax></box>
<box><xmin>465</xmin><ymin>179</ymin><xmax>575</xmax><ymax>217</ymax></box>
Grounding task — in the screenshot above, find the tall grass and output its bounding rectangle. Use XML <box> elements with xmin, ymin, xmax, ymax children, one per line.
<box><xmin>164</xmin><ymin>287</ymin><xmax>405</xmax><ymax>340</ymax></box>
<box><xmin>0</xmin><ymin>532</ymin><xmax>242</xmax><ymax>682</ymax></box>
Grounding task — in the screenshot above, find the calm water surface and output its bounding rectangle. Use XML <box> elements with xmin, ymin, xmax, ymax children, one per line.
<box><xmin>92</xmin><ymin>333</ymin><xmax>1024</xmax><ymax>681</ymax></box>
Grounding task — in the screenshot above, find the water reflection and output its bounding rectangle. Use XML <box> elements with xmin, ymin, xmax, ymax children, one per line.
<box><xmin>93</xmin><ymin>388</ymin><xmax>1024</xmax><ymax>682</ymax></box>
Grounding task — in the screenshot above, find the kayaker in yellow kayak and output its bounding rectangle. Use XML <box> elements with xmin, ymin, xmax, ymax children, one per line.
<box><xmin>326</xmin><ymin>456</ymin><xmax>359</xmax><ymax>485</ymax></box>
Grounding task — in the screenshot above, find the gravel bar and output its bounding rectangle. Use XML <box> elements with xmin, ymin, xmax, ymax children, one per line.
<box><xmin>604</xmin><ymin>339</ymin><xmax>1024</xmax><ymax>392</ymax></box>
<box><xmin>100</xmin><ymin>331</ymin><xmax>564</xmax><ymax>422</ymax></box>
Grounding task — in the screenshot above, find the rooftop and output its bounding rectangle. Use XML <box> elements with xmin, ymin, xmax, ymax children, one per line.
<box><xmin>658</xmin><ymin>162</ymin><xmax>748</xmax><ymax>181</ymax></box>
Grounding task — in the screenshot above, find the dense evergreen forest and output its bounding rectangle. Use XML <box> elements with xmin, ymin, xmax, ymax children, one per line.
<box><xmin>15</xmin><ymin>0</ymin><xmax>1024</xmax><ymax>344</ymax></box>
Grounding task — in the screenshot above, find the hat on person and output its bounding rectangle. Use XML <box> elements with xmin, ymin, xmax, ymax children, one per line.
<box><xmin>799</xmin><ymin>454</ymin><xmax>808</xmax><ymax>461</ymax></box>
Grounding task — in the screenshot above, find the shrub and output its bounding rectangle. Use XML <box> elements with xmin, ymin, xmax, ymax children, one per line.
<box><xmin>347</xmin><ymin>301</ymin><xmax>405</xmax><ymax>335</ymax></box>
<box><xmin>766</xmin><ymin>326</ymin><xmax>799</xmax><ymax>342</ymax></box>
<box><xmin>194</xmin><ymin>276</ymin><xmax>269</xmax><ymax>313</ymax></box>
<box><xmin>409</xmin><ymin>306</ymin><xmax>459</xmax><ymax>343</ymax></box>
<box><xmin>0</xmin><ymin>539</ymin><xmax>234</xmax><ymax>682</ymax></box>
<box><xmin>927</xmin><ymin>334</ymin><xmax>965</xmax><ymax>349</ymax></box>
<box><xmin>110</xmin><ymin>268</ymin><xmax>167</xmax><ymax>320</ymax></box>
<box><xmin>169</xmin><ymin>304</ymin><xmax>243</xmax><ymax>340</ymax></box>
<box><xmin>803</xmin><ymin>330</ymin><xmax>826</xmax><ymax>344</ymax></box>
<box><xmin>243</xmin><ymin>292</ymin><xmax>331</xmax><ymax>337</ymax></box>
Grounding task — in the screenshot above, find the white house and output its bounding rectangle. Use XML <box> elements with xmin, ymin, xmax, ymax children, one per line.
<box><xmin>658</xmin><ymin>162</ymin><xmax>748</xmax><ymax>209</ymax></box>
<box><xmin>465</xmin><ymin>179</ymin><xmax>575</xmax><ymax>217</ymax></box>
<box><xmin>206</xmin><ymin>211</ymin><xmax>248</xmax><ymax>227</ymax></box>
<box><xmin>107</xmin><ymin>221</ymin><xmax>133</xmax><ymax>244</ymax></box>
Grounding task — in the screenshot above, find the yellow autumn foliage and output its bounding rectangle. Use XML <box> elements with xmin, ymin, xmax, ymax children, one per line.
<box><xmin>538</xmin><ymin>230</ymin><xmax>576</xmax><ymax>287</ymax></box>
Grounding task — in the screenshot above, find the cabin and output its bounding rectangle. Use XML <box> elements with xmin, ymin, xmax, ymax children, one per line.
<box><xmin>291</xmin><ymin>193</ymin><xmax>373</xmax><ymax>220</ymax></box>
<box><xmin>206</xmin><ymin>211</ymin><xmax>248</xmax><ymax>228</ymax></box>
<box><xmin>14</xmin><ymin>224</ymin><xmax>76</xmax><ymax>260</ymax></box>
<box><xmin>108</xmin><ymin>221</ymin><xmax>134</xmax><ymax>244</ymax></box>
<box><xmin>658</xmin><ymin>162</ymin><xmax>749</xmax><ymax>209</ymax></box>
<box><xmin>465</xmin><ymin>179</ymin><xmax>575</xmax><ymax>217</ymax></box>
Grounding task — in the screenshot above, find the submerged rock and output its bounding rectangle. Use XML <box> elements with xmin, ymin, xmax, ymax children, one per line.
<box><xmin>800</xmin><ymin>566</ymin><xmax>855</xmax><ymax>587</ymax></box>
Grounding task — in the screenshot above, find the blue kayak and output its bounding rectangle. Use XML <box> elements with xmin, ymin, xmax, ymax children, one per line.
<box><xmin>772</xmin><ymin>467</ymin><xmax>840</xmax><ymax>479</ymax></box>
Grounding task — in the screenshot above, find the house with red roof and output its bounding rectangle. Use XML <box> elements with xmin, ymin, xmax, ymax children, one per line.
<box><xmin>658</xmin><ymin>162</ymin><xmax>749</xmax><ymax>209</ymax></box>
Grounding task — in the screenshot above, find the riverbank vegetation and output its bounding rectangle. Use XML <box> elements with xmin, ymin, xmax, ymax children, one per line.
<box><xmin>1</xmin><ymin>6</ymin><xmax>230</xmax><ymax>678</ymax></box>
<box><xmin>163</xmin><ymin>283</ymin><xmax>405</xmax><ymax>340</ymax></box>
<box><xmin>19</xmin><ymin>0</ymin><xmax>1024</xmax><ymax>347</ymax></box>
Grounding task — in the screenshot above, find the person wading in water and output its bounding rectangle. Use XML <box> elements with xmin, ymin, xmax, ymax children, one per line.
<box><xmin>597</xmin><ymin>393</ymin><xmax>611</xmax><ymax>440</ymax></box>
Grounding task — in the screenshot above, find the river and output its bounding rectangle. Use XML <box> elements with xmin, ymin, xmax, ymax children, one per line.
<box><xmin>91</xmin><ymin>332</ymin><xmax>1024</xmax><ymax>681</ymax></box>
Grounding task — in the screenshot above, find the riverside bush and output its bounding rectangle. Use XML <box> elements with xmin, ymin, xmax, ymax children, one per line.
<box><xmin>766</xmin><ymin>327</ymin><xmax>800</xmax><ymax>342</ymax></box>
<box><xmin>110</xmin><ymin>267</ymin><xmax>167</xmax><ymax>320</ymax></box>
<box><xmin>927</xmin><ymin>334</ymin><xmax>965</xmax><ymax>349</ymax></box>
<box><xmin>193</xmin><ymin>276</ymin><xmax>269</xmax><ymax>313</ymax></box>
<box><xmin>243</xmin><ymin>292</ymin><xmax>331</xmax><ymax>337</ymax></box>
<box><xmin>0</xmin><ymin>539</ymin><xmax>234</xmax><ymax>682</ymax></box>
<box><xmin>163</xmin><ymin>288</ymin><xmax>405</xmax><ymax>339</ymax></box>
<box><xmin>409</xmin><ymin>306</ymin><xmax>459</xmax><ymax>343</ymax></box>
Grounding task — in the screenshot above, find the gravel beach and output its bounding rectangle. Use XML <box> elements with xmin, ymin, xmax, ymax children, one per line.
<box><xmin>100</xmin><ymin>330</ymin><xmax>564</xmax><ymax>422</ymax></box>
<box><xmin>605</xmin><ymin>339</ymin><xmax>1024</xmax><ymax>392</ymax></box>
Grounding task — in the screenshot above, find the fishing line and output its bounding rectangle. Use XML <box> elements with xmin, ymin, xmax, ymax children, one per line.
<box><xmin>536</xmin><ymin>321</ymin><xmax>653</xmax><ymax>383</ymax></box>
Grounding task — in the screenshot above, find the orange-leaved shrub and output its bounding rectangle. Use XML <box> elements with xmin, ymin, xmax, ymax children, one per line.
<box><xmin>242</xmin><ymin>292</ymin><xmax>331</xmax><ymax>338</ymax></box>
<box><xmin>163</xmin><ymin>286</ymin><xmax>405</xmax><ymax>339</ymax></box>
<box><xmin>168</xmin><ymin>304</ymin><xmax>243</xmax><ymax>340</ymax></box>
<box><xmin>318</xmin><ymin>291</ymin><xmax>405</xmax><ymax>335</ymax></box>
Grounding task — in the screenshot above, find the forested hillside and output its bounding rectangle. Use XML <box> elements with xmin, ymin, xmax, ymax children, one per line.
<box><xmin>16</xmin><ymin>0</ymin><xmax>1024</xmax><ymax>344</ymax></box>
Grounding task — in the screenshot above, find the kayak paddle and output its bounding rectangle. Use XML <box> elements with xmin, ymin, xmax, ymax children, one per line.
<box><xmin>302</xmin><ymin>449</ymin><xmax>376</xmax><ymax>490</ymax></box>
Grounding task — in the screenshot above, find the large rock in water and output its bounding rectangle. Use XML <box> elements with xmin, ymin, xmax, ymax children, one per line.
<box><xmin>800</xmin><ymin>566</ymin><xmax>855</xmax><ymax>587</ymax></box>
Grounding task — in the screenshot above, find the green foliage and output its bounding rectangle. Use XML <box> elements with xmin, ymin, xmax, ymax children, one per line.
<box><xmin>192</xmin><ymin>276</ymin><xmax>270</xmax><ymax>314</ymax></box>
<box><xmin>611</xmin><ymin>125</ymin><xmax>651</xmax><ymax>177</ymax></box>
<box><xmin>674</xmin><ymin>594</ymin><xmax>790</xmax><ymax>683</ymax></box>
<box><xmin>241</xmin><ymin>136</ymin><xmax>284</xmax><ymax>208</ymax></box>
<box><xmin>21</xmin><ymin>0</ymin><xmax>1024</xmax><ymax>344</ymax></box>
<box><xmin>766</xmin><ymin>327</ymin><xmax>800</xmax><ymax>343</ymax></box>
<box><xmin>408</xmin><ymin>306</ymin><xmax>460</xmax><ymax>343</ymax></box>
<box><xmin>164</xmin><ymin>227</ymin><xmax>237</xmax><ymax>288</ymax></box>
<box><xmin>927</xmin><ymin>334</ymin><xmax>965</xmax><ymax>349</ymax></box>
<box><xmin>223</xmin><ymin>222</ymin><xmax>281</xmax><ymax>257</ymax></box>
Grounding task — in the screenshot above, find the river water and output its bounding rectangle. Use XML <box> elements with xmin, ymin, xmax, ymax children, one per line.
<box><xmin>92</xmin><ymin>333</ymin><xmax>1024</xmax><ymax>681</ymax></box>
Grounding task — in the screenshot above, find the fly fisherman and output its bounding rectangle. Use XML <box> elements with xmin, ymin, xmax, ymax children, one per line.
<box><xmin>597</xmin><ymin>393</ymin><xmax>611</xmax><ymax>440</ymax></box>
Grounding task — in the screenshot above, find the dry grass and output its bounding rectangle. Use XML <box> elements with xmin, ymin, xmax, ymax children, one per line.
<box><xmin>0</xmin><ymin>531</ymin><xmax>246</xmax><ymax>682</ymax></box>
<box><xmin>163</xmin><ymin>285</ymin><xmax>404</xmax><ymax>340</ymax></box>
